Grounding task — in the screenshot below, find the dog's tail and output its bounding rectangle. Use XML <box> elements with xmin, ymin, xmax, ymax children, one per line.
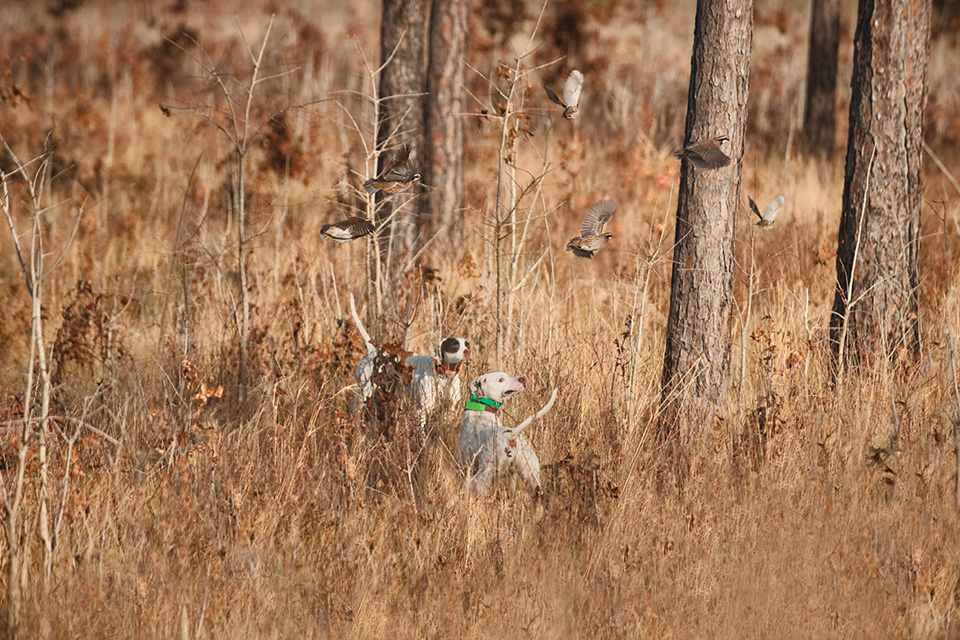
<box><xmin>511</xmin><ymin>388</ymin><xmax>558</xmax><ymax>436</ymax></box>
<box><xmin>349</xmin><ymin>293</ymin><xmax>374</xmax><ymax>351</ymax></box>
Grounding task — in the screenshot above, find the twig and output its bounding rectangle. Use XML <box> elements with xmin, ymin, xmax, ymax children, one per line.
<box><xmin>0</xmin><ymin>169</ymin><xmax>33</xmax><ymax>296</ymax></box>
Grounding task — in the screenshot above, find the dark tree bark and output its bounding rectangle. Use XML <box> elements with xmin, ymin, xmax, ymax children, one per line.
<box><xmin>803</xmin><ymin>0</ymin><xmax>841</xmax><ymax>155</ymax></box>
<box><xmin>422</xmin><ymin>0</ymin><xmax>467</xmax><ymax>242</ymax></box>
<box><xmin>377</xmin><ymin>0</ymin><xmax>428</xmax><ymax>260</ymax></box>
<box><xmin>660</xmin><ymin>0</ymin><xmax>754</xmax><ymax>450</ymax></box>
<box><xmin>830</xmin><ymin>0</ymin><xmax>930</xmax><ymax>370</ymax></box>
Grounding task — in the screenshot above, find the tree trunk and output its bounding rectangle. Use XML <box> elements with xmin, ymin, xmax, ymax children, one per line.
<box><xmin>803</xmin><ymin>0</ymin><xmax>841</xmax><ymax>155</ymax></box>
<box><xmin>830</xmin><ymin>0</ymin><xmax>929</xmax><ymax>371</ymax></box>
<box><xmin>660</xmin><ymin>0</ymin><xmax>754</xmax><ymax>450</ymax></box>
<box><xmin>377</xmin><ymin>0</ymin><xmax>428</xmax><ymax>263</ymax></box>
<box><xmin>423</xmin><ymin>0</ymin><xmax>467</xmax><ymax>242</ymax></box>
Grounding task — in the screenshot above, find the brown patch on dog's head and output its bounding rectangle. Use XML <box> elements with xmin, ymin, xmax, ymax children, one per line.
<box><xmin>439</xmin><ymin>337</ymin><xmax>470</xmax><ymax>368</ymax></box>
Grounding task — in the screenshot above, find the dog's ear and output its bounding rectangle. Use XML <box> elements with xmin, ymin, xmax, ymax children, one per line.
<box><xmin>470</xmin><ymin>376</ymin><xmax>484</xmax><ymax>397</ymax></box>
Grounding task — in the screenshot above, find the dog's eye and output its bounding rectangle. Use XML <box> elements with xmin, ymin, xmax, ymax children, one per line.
<box><xmin>499</xmin><ymin>377</ymin><xmax>504</xmax><ymax>382</ymax></box>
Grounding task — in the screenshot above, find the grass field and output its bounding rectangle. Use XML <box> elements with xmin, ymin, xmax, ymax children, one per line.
<box><xmin>2</xmin><ymin>0</ymin><xmax>960</xmax><ymax>637</ymax></box>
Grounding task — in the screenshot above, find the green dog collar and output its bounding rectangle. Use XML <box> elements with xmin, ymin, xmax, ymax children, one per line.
<box><xmin>465</xmin><ymin>394</ymin><xmax>501</xmax><ymax>413</ymax></box>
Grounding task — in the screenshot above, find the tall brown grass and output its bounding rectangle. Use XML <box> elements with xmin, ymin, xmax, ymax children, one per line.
<box><xmin>1</xmin><ymin>0</ymin><xmax>960</xmax><ymax>637</ymax></box>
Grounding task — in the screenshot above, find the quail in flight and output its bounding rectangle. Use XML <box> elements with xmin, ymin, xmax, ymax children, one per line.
<box><xmin>749</xmin><ymin>195</ymin><xmax>785</xmax><ymax>229</ymax></box>
<box><xmin>674</xmin><ymin>135</ymin><xmax>731</xmax><ymax>169</ymax></box>
<box><xmin>545</xmin><ymin>70</ymin><xmax>584</xmax><ymax>120</ymax></box>
<box><xmin>321</xmin><ymin>216</ymin><xmax>376</xmax><ymax>243</ymax></box>
<box><xmin>363</xmin><ymin>145</ymin><xmax>421</xmax><ymax>195</ymax></box>
<box><xmin>566</xmin><ymin>199</ymin><xmax>616</xmax><ymax>258</ymax></box>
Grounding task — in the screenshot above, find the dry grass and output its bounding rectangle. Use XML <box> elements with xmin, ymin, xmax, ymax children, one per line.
<box><xmin>2</xmin><ymin>0</ymin><xmax>960</xmax><ymax>637</ymax></box>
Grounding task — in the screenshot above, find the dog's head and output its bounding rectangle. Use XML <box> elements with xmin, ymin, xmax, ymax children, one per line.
<box><xmin>437</xmin><ymin>337</ymin><xmax>471</xmax><ymax>372</ymax></box>
<box><xmin>469</xmin><ymin>372</ymin><xmax>526</xmax><ymax>404</ymax></box>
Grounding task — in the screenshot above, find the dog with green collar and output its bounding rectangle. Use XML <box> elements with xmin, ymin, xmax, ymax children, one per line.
<box><xmin>464</xmin><ymin>394</ymin><xmax>500</xmax><ymax>413</ymax></box>
<box><xmin>456</xmin><ymin>372</ymin><xmax>558</xmax><ymax>495</ymax></box>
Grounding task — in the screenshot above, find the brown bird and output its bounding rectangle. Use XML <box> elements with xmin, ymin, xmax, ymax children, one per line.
<box><xmin>673</xmin><ymin>135</ymin><xmax>731</xmax><ymax>169</ymax></box>
<box><xmin>566</xmin><ymin>199</ymin><xmax>616</xmax><ymax>258</ymax></box>
<box><xmin>321</xmin><ymin>216</ymin><xmax>376</xmax><ymax>243</ymax></box>
<box><xmin>363</xmin><ymin>145</ymin><xmax>421</xmax><ymax>195</ymax></box>
<box><xmin>545</xmin><ymin>70</ymin><xmax>584</xmax><ymax>120</ymax></box>
<box><xmin>748</xmin><ymin>195</ymin><xmax>785</xmax><ymax>229</ymax></box>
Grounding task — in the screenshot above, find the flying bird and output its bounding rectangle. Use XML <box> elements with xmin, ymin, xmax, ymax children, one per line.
<box><xmin>363</xmin><ymin>145</ymin><xmax>421</xmax><ymax>195</ymax></box>
<box><xmin>321</xmin><ymin>217</ymin><xmax>376</xmax><ymax>243</ymax></box>
<box><xmin>749</xmin><ymin>195</ymin><xmax>785</xmax><ymax>229</ymax></box>
<box><xmin>566</xmin><ymin>199</ymin><xmax>616</xmax><ymax>258</ymax></box>
<box><xmin>673</xmin><ymin>135</ymin><xmax>731</xmax><ymax>169</ymax></box>
<box><xmin>545</xmin><ymin>70</ymin><xmax>584</xmax><ymax>120</ymax></box>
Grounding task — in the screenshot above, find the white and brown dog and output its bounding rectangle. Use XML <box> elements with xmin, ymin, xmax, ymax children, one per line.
<box><xmin>349</xmin><ymin>295</ymin><xmax>401</xmax><ymax>417</ymax></box>
<box><xmin>406</xmin><ymin>337</ymin><xmax>471</xmax><ymax>434</ymax></box>
<box><xmin>349</xmin><ymin>296</ymin><xmax>470</xmax><ymax>434</ymax></box>
<box><xmin>456</xmin><ymin>372</ymin><xmax>557</xmax><ymax>495</ymax></box>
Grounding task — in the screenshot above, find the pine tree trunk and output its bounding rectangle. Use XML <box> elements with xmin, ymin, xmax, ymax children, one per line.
<box><xmin>830</xmin><ymin>0</ymin><xmax>929</xmax><ymax>370</ymax></box>
<box><xmin>377</xmin><ymin>0</ymin><xmax>428</xmax><ymax>262</ymax></box>
<box><xmin>803</xmin><ymin>0</ymin><xmax>840</xmax><ymax>155</ymax></box>
<box><xmin>423</xmin><ymin>0</ymin><xmax>467</xmax><ymax>242</ymax></box>
<box><xmin>660</xmin><ymin>0</ymin><xmax>754</xmax><ymax>450</ymax></box>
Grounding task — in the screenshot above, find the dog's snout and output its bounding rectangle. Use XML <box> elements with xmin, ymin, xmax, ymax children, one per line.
<box><xmin>517</xmin><ymin>376</ymin><xmax>526</xmax><ymax>385</ymax></box>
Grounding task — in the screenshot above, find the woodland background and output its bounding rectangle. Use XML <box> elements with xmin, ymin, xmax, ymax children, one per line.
<box><xmin>2</xmin><ymin>0</ymin><xmax>960</xmax><ymax>637</ymax></box>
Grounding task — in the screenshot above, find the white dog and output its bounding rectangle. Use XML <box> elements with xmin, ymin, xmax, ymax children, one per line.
<box><xmin>456</xmin><ymin>372</ymin><xmax>558</xmax><ymax>495</ymax></box>
<box><xmin>406</xmin><ymin>337</ymin><xmax>471</xmax><ymax>434</ymax></box>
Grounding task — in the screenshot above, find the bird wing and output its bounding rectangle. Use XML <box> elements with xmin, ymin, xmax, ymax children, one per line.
<box><xmin>580</xmin><ymin>199</ymin><xmax>616</xmax><ymax>237</ymax></box>
<box><xmin>545</xmin><ymin>86</ymin><xmax>565</xmax><ymax>108</ymax></box>
<box><xmin>350</xmin><ymin>218</ymin><xmax>376</xmax><ymax>237</ymax></box>
<box><xmin>327</xmin><ymin>217</ymin><xmax>375</xmax><ymax>239</ymax></box>
<box><xmin>763</xmin><ymin>195</ymin><xmax>785</xmax><ymax>222</ymax></box>
<box><xmin>564</xmin><ymin>70</ymin><xmax>584</xmax><ymax>109</ymax></box>
<box><xmin>748</xmin><ymin>197</ymin><xmax>762</xmax><ymax>221</ymax></box>
<box><xmin>381</xmin><ymin>145</ymin><xmax>414</xmax><ymax>181</ymax></box>
<box><xmin>690</xmin><ymin>141</ymin><xmax>731</xmax><ymax>169</ymax></box>
<box><xmin>322</xmin><ymin>225</ymin><xmax>354</xmax><ymax>240</ymax></box>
